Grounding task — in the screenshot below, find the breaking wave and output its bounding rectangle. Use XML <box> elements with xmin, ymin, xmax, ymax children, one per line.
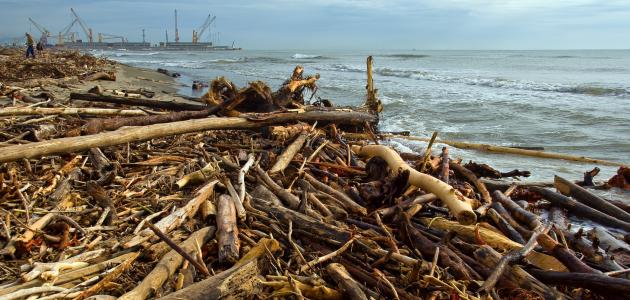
<box><xmin>319</xmin><ymin>64</ymin><xmax>630</xmax><ymax>97</ymax></box>
<box><xmin>113</xmin><ymin>52</ymin><xmax>159</xmax><ymax>57</ymax></box>
<box><xmin>384</xmin><ymin>54</ymin><xmax>430</xmax><ymax>59</ymax></box>
<box><xmin>291</xmin><ymin>53</ymin><xmax>326</xmax><ymax>59</ymax></box>
<box><xmin>160</xmin><ymin>61</ymin><xmax>206</xmax><ymax>69</ymax></box>
<box><xmin>206</xmin><ymin>58</ymin><xmax>246</xmax><ymax>63</ymax></box>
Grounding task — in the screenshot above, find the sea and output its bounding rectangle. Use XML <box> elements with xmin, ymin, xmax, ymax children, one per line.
<box><xmin>94</xmin><ymin>49</ymin><xmax>630</xmax><ymax>195</ymax></box>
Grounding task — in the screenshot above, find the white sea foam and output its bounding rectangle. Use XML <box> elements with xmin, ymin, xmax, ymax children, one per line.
<box><xmin>319</xmin><ymin>64</ymin><xmax>630</xmax><ymax>97</ymax></box>
<box><xmin>291</xmin><ymin>53</ymin><xmax>323</xmax><ymax>59</ymax></box>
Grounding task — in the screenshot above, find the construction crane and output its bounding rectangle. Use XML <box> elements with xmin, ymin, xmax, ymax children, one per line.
<box><xmin>56</xmin><ymin>18</ymin><xmax>78</xmax><ymax>45</ymax></box>
<box><xmin>98</xmin><ymin>33</ymin><xmax>127</xmax><ymax>43</ymax></box>
<box><xmin>28</xmin><ymin>17</ymin><xmax>51</xmax><ymax>44</ymax></box>
<box><xmin>70</xmin><ymin>8</ymin><xmax>93</xmax><ymax>44</ymax></box>
<box><xmin>174</xmin><ymin>9</ymin><xmax>180</xmax><ymax>43</ymax></box>
<box><xmin>192</xmin><ymin>14</ymin><xmax>216</xmax><ymax>43</ymax></box>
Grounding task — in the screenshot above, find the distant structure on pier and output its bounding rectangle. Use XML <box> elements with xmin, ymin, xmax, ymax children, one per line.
<box><xmin>31</xmin><ymin>8</ymin><xmax>241</xmax><ymax>51</ymax></box>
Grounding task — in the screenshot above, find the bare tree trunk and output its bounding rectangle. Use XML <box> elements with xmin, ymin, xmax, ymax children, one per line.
<box><xmin>0</xmin><ymin>110</ymin><xmax>377</xmax><ymax>163</ymax></box>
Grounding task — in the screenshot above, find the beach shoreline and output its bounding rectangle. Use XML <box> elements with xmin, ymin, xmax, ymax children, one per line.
<box><xmin>0</xmin><ymin>47</ymin><xmax>194</xmax><ymax>107</ymax></box>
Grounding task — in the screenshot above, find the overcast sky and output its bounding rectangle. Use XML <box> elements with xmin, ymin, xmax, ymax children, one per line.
<box><xmin>2</xmin><ymin>0</ymin><xmax>629</xmax><ymax>49</ymax></box>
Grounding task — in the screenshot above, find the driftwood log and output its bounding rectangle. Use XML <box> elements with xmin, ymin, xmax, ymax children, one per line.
<box><xmin>0</xmin><ymin>110</ymin><xmax>376</xmax><ymax>163</ymax></box>
<box><xmin>378</xmin><ymin>134</ymin><xmax>628</xmax><ymax>167</ymax></box>
<box><xmin>554</xmin><ymin>175</ymin><xmax>630</xmax><ymax>223</ymax></box>
<box><xmin>352</xmin><ymin>144</ymin><xmax>476</xmax><ymax>224</ymax></box>
<box><xmin>217</xmin><ymin>194</ymin><xmax>240</xmax><ymax>264</ymax></box>
<box><xmin>118</xmin><ymin>227</ymin><xmax>216</xmax><ymax>300</ymax></box>
<box><xmin>70</xmin><ymin>92</ymin><xmax>207</xmax><ymax>111</ymax></box>
<box><xmin>159</xmin><ymin>238</ymin><xmax>281</xmax><ymax>300</ymax></box>
<box><xmin>326</xmin><ymin>263</ymin><xmax>368</xmax><ymax>300</ymax></box>
<box><xmin>474</xmin><ymin>245</ymin><xmax>562</xmax><ymax>300</ymax></box>
<box><xmin>530</xmin><ymin>186</ymin><xmax>630</xmax><ymax>231</ymax></box>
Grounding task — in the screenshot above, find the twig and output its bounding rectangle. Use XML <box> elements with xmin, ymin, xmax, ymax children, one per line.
<box><xmin>429</xmin><ymin>246</ymin><xmax>440</xmax><ymax>278</ymax></box>
<box><xmin>145</xmin><ymin>221</ymin><xmax>210</xmax><ymax>277</ymax></box>
<box><xmin>16</xmin><ymin>188</ymin><xmax>31</xmax><ymax>224</ymax></box>
<box><xmin>374</xmin><ymin>213</ymin><xmax>399</xmax><ymax>254</ymax></box>
<box><xmin>238</xmin><ymin>154</ymin><xmax>255</xmax><ymax>204</ymax></box>
<box><xmin>224</xmin><ymin>178</ymin><xmax>246</xmax><ymax>221</ymax></box>
<box><xmin>52</xmin><ymin>214</ymin><xmax>86</xmax><ymax>236</ymax></box>
<box><xmin>420</xmin><ymin>131</ymin><xmax>438</xmax><ymax>173</ymax></box>
<box><xmin>374</xmin><ymin>268</ymin><xmax>399</xmax><ymax>300</ymax></box>
<box><xmin>477</xmin><ymin>224</ymin><xmax>550</xmax><ymax>293</ymax></box>
<box><xmin>299</xmin><ymin>237</ymin><xmax>356</xmax><ymax>272</ymax></box>
<box><xmin>287</xmin><ymin>221</ymin><xmax>308</xmax><ymax>268</ymax></box>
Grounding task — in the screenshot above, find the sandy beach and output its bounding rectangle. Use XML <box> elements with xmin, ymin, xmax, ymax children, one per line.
<box><xmin>0</xmin><ymin>48</ymin><xmax>192</xmax><ymax>108</ymax></box>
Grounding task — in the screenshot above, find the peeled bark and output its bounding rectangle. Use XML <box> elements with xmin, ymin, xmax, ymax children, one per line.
<box><xmin>217</xmin><ymin>194</ymin><xmax>240</xmax><ymax>264</ymax></box>
<box><xmin>352</xmin><ymin>144</ymin><xmax>476</xmax><ymax>225</ymax></box>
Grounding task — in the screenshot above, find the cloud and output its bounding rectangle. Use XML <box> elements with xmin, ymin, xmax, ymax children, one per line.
<box><xmin>1</xmin><ymin>0</ymin><xmax>629</xmax><ymax>49</ymax></box>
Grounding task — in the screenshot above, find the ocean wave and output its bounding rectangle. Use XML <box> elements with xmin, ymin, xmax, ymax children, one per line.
<box><xmin>207</xmin><ymin>58</ymin><xmax>246</xmax><ymax>63</ymax></box>
<box><xmin>160</xmin><ymin>61</ymin><xmax>206</xmax><ymax>69</ymax></box>
<box><xmin>557</xmin><ymin>86</ymin><xmax>630</xmax><ymax>97</ymax></box>
<box><xmin>246</xmin><ymin>56</ymin><xmax>289</xmax><ymax>63</ymax></box>
<box><xmin>291</xmin><ymin>53</ymin><xmax>328</xmax><ymax>59</ymax></box>
<box><xmin>319</xmin><ymin>64</ymin><xmax>630</xmax><ymax>97</ymax></box>
<box><xmin>113</xmin><ymin>52</ymin><xmax>160</xmax><ymax>57</ymax></box>
<box><xmin>384</xmin><ymin>54</ymin><xmax>430</xmax><ymax>59</ymax></box>
<box><xmin>507</xmin><ymin>54</ymin><xmax>613</xmax><ymax>59</ymax></box>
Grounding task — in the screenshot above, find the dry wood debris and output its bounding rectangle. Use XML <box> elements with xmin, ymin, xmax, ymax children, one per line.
<box><xmin>1</xmin><ymin>48</ymin><xmax>630</xmax><ymax>299</ymax></box>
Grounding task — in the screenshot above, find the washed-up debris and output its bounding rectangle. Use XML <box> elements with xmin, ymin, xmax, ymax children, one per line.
<box><xmin>1</xmin><ymin>48</ymin><xmax>630</xmax><ymax>300</ymax></box>
<box><xmin>0</xmin><ymin>48</ymin><xmax>114</xmax><ymax>83</ymax></box>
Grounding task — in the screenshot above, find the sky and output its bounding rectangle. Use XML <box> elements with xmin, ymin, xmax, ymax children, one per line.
<box><xmin>1</xmin><ymin>0</ymin><xmax>629</xmax><ymax>49</ymax></box>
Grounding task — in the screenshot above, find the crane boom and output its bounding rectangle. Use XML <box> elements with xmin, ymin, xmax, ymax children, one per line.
<box><xmin>197</xmin><ymin>15</ymin><xmax>215</xmax><ymax>38</ymax></box>
<box><xmin>28</xmin><ymin>18</ymin><xmax>50</xmax><ymax>36</ymax></box>
<box><xmin>174</xmin><ymin>9</ymin><xmax>179</xmax><ymax>43</ymax></box>
<box><xmin>70</xmin><ymin>8</ymin><xmax>93</xmax><ymax>43</ymax></box>
<box><xmin>61</xmin><ymin>19</ymin><xmax>78</xmax><ymax>36</ymax></box>
<box><xmin>28</xmin><ymin>17</ymin><xmax>51</xmax><ymax>44</ymax></box>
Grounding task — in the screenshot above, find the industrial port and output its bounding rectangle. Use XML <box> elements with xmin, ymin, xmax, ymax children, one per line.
<box><xmin>26</xmin><ymin>8</ymin><xmax>241</xmax><ymax>51</ymax></box>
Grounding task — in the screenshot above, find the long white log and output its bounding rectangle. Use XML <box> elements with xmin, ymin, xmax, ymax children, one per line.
<box><xmin>0</xmin><ymin>107</ymin><xmax>149</xmax><ymax>117</ymax></box>
<box><xmin>352</xmin><ymin>144</ymin><xmax>477</xmax><ymax>225</ymax></box>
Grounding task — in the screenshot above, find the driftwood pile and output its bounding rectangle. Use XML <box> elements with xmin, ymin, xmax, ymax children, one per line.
<box><xmin>1</xmin><ymin>50</ymin><xmax>630</xmax><ymax>300</ymax></box>
<box><xmin>0</xmin><ymin>48</ymin><xmax>115</xmax><ymax>84</ymax></box>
